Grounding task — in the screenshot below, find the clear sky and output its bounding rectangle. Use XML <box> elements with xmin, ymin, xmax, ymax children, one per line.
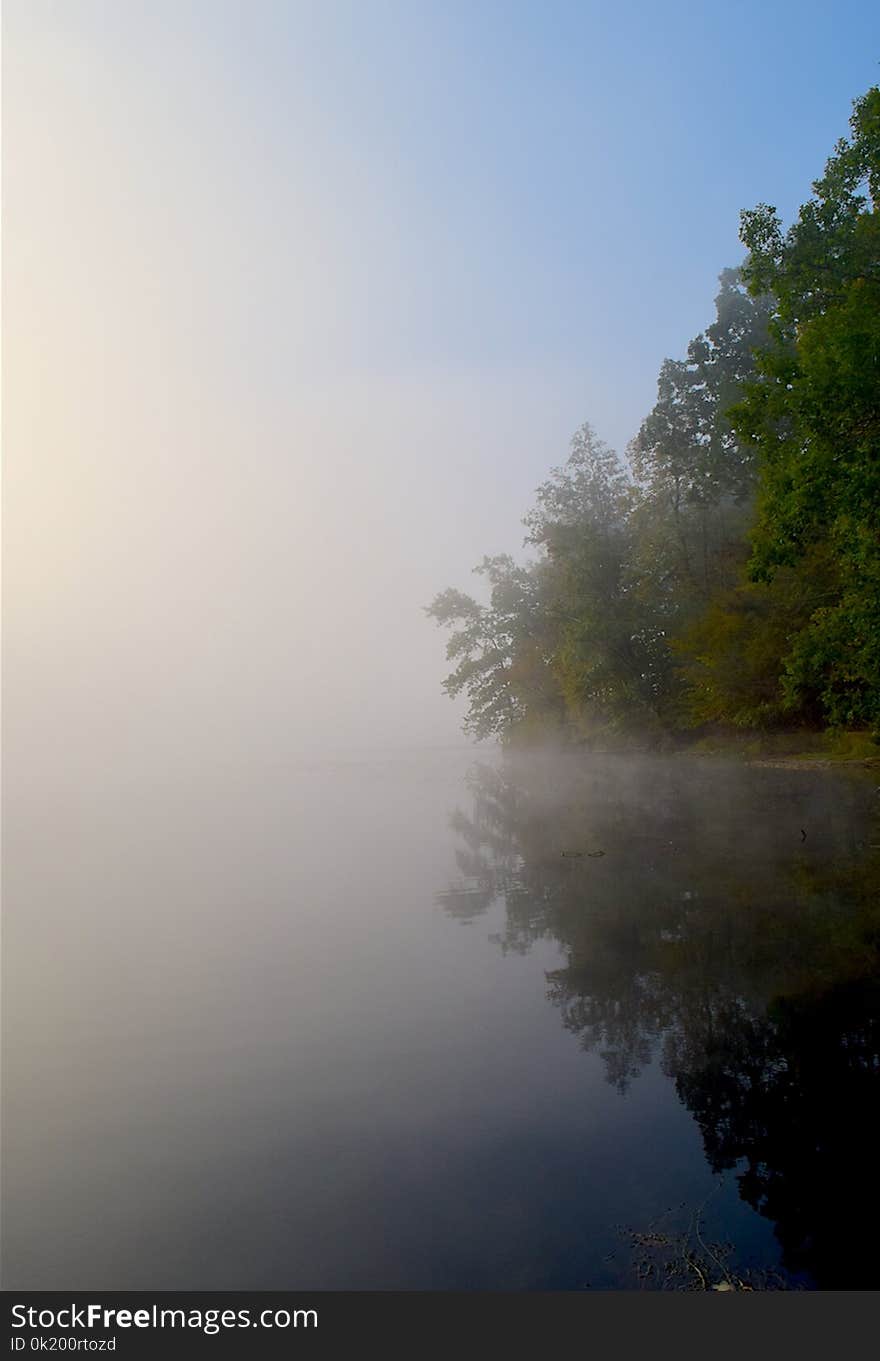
<box><xmin>5</xmin><ymin>1</ymin><xmax>880</xmax><ymax>762</ymax></box>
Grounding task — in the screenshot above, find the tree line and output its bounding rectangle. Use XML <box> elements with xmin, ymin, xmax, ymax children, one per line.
<box><xmin>427</xmin><ymin>87</ymin><xmax>880</xmax><ymax>746</ymax></box>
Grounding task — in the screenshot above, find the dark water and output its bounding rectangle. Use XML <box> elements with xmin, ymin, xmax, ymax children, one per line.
<box><xmin>4</xmin><ymin>748</ymin><xmax>879</xmax><ymax>1289</ymax></box>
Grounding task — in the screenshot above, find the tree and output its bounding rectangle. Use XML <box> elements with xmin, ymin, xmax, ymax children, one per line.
<box><xmin>427</xmin><ymin>87</ymin><xmax>880</xmax><ymax>741</ymax></box>
<box><xmin>525</xmin><ymin>424</ymin><xmax>672</xmax><ymax>736</ymax></box>
<box><xmin>732</xmin><ymin>86</ymin><xmax>880</xmax><ymax>727</ymax></box>
<box><xmin>425</xmin><ymin>554</ymin><xmax>562</xmax><ymax>740</ymax></box>
<box><xmin>629</xmin><ymin>268</ymin><xmax>773</xmax><ymax>607</ymax></box>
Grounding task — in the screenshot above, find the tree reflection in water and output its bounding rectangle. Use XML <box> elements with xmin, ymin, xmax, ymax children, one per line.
<box><xmin>437</xmin><ymin>752</ymin><xmax>880</xmax><ymax>1288</ymax></box>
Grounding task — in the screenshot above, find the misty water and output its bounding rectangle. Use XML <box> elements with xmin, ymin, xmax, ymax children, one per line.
<box><xmin>5</xmin><ymin>748</ymin><xmax>879</xmax><ymax>1290</ymax></box>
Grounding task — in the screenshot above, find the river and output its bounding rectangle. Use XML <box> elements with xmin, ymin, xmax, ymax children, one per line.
<box><xmin>4</xmin><ymin>747</ymin><xmax>878</xmax><ymax>1288</ymax></box>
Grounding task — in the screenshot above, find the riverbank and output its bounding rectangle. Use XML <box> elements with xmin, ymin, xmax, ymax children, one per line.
<box><xmin>512</xmin><ymin>726</ymin><xmax>880</xmax><ymax>770</ymax></box>
<box><xmin>687</xmin><ymin>728</ymin><xmax>880</xmax><ymax>770</ymax></box>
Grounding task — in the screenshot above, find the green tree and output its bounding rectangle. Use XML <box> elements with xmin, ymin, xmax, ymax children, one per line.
<box><xmin>630</xmin><ymin>268</ymin><xmax>773</xmax><ymax>607</ymax></box>
<box><xmin>425</xmin><ymin>554</ymin><xmax>562</xmax><ymax>740</ymax></box>
<box><xmin>733</xmin><ymin>86</ymin><xmax>880</xmax><ymax>728</ymax></box>
<box><xmin>525</xmin><ymin>423</ymin><xmax>671</xmax><ymax>736</ymax></box>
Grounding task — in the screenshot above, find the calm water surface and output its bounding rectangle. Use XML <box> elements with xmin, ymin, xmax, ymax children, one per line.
<box><xmin>4</xmin><ymin>748</ymin><xmax>879</xmax><ymax>1288</ymax></box>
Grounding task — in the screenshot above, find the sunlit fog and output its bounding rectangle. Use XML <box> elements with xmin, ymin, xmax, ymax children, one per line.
<box><xmin>4</xmin><ymin>0</ymin><xmax>880</xmax><ymax>1299</ymax></box>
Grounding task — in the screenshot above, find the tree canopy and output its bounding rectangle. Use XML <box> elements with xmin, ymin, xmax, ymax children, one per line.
<box><xmin>428</xmin><ymin>86</ymin><xmax>880</xmax><ymax>745</ymax></box>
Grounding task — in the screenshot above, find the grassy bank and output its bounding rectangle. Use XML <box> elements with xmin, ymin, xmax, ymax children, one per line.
<box><xmin>688</xmin><ymin>728</ymin><xmax>880</xmax><ymax>768</ymax></box>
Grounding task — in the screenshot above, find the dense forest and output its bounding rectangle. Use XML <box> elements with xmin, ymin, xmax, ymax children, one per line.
<box><xmin>427</xmin><ymin>87</ymin><xmax>880</xmax><ymax>747</ymax></box>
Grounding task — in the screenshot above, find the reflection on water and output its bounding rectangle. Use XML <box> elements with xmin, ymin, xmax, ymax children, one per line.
<box><xmin>437</xmin><ymin>753</ymin><xmax>880</xmax><ymax>1289</ymax></box>
<box><xmin>4</xmin><ymin>749</ymin><xmax>878</xmax><ymax>1289</ymax></box>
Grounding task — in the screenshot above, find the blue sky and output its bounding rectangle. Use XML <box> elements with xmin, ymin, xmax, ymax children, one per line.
<box><xmin>181</xmin><ymin>0</ymin><xmax>880</xmax><ymax>446</ymax></box>
<box><xmin>7</xmin><ymin>2</ymin><xmax>880</xmax><ymax>751</ymax></box>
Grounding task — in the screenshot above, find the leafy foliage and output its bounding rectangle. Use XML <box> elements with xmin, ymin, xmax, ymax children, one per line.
<box><xmin>425</xmin><ymin>554</ymin><xmax>561</xmax><ymax>740</ymax></box>
<box><xmin>732</xmin><ymin>87</ymin><xmax>880</xmax><ymax>727</ymax></box>
<box><xmin>428</xmin><ymin>86</ymin><xmax>880</xmax><ymax>743</ymax></box>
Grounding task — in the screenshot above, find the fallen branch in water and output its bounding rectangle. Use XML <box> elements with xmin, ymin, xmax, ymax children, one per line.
<box><xmin>615</xmin><ymin>1185</ymin><xmax>800</xmax><ymax>1291</ymax></box>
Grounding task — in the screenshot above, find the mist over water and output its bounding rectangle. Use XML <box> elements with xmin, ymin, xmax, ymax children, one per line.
<box><xmin>5</xmin><ymin>747</ymin><xmax>878</xmax><ymax>1288</ymax></box>
<box><xmin>5</xmin><ymin>1</ymin><xmax>880</xmax><ymax>1298</ymax></box>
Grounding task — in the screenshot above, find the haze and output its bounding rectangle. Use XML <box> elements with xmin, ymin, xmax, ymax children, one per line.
<box><xmin>4</xmin><ymin>1</ymin><xmax>876</xmax><ymax>777</ymax></box>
